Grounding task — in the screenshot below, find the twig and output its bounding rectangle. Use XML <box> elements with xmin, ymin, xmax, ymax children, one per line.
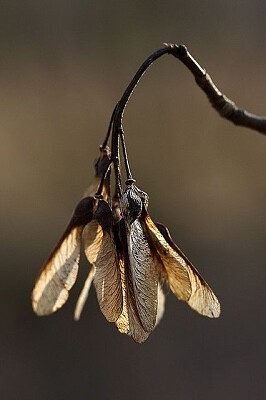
<box><xmin>169</xmin><ymin>44</ymin><xmax>266</xmax><ymax>135</ymax></box>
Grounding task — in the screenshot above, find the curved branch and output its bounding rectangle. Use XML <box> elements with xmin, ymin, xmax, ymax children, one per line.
<box><xmin>169</xmin><ymin>44</ymin><xmax>266</xmax><ymax>135</ymax></box>
<box><xmin>105</xmin><ymin>43</ymin><xmax>265</xmax><ymax>195</ymax></box>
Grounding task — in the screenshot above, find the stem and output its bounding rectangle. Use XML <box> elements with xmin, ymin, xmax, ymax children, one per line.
<box><xmin>94</xmin><ymin>160</ymin><xmax>111</xmax><ymax>198</ymax></box>
<box><xmin>169</xmin><ymin>44</ymin><xmax>266</xmax><ymax>135</ymax></box>
<box><xmin>119</xmin><ymin>127</ymin><xmax>135</xmax><ymax>184</ymax></box>
<box><xmin>102</xmin><ymin>42</ymin><xmax>266</xmax><ymax>197</ymax></box>
<box><xmin>111</xmin><ymin>109</ymin><xmax>123</xmax><ymax>197</ymax></box>
<box><xmin>111</xmin><ymin>44</ymin><xmax>176</xmax><ymax>190</ymax></box>
<box><xmin>101</xmin><ymin>105</ymin><xmax>117</xmax><ymax>149</ymax></box>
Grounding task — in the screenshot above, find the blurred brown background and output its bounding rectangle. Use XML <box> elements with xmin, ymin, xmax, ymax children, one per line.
<box><xmin>0</xmin><ymin>1</ymin><xmax>265</xmax><ymax>399</ymax></box>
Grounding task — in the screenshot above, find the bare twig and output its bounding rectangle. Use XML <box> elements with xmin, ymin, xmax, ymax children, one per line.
<box><xmin>169</xmin><ymin>44</ymin><xmax>266</xmax><ymax>135</ymax></box>
<box><xmin>101</xmin><ymin>43</ymin><xmax>265</xmax><ymax>197</ymax></box>
<box><xmin>112</xmin><ymin>43</ymin><xmax>266</xmax><ymax>139</ymax></box>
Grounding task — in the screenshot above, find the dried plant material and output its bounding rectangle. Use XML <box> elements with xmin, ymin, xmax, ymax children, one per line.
<box><xmin>74</xmin><ymin>265</ymin><xmax>96</xmax><ymax>321</ymax></box>
<box><xmin>146</xmin><ymin>218</ymin><xmax>220</xmax><ymax>318</ymax></box>
<box><xmin>32</xmin><ymin>226</ymin><xmax>83</xmax><ymax>316</ymax></box>
<box><xmin>32</xmin><ymin>196</ymin><xmax>95</xmax><ymax>315</ymax></box>
<box><xmin>32</xmin><ymin>44</ymin><xmax>229</xmax><ymax>343</ymax></box>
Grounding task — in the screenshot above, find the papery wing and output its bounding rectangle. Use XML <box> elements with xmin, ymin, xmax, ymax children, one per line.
<box><xmin>32</xmin><ymin>226</ymin><xmax>83</xmax><ymax>316</ymax></box>
<box><xmin>155</xmin><ymin>221</ymin><xmax>221</xmax><ymax>318</ymax></box>
<box><xmin>115</xmin><ymin>256</ymin><xmax>150</xmax><ymax>344</ymax></box>
<box><xmin>93</xmin><ymin>228</ymin><xmax>123</xmax><ymax>322</ymax></box>
<box><xmin>83</xmin><ymin>220</ymin><xmax>103</xmax><ymax>265</ymax></box>
<box><xmin>186</xmin><ymin>266</ymin><xmax>220</xmax><ymax>318</ymax></box>
<box><xmin>115</xmin><ymin>220</ymin><xmax>150</xmax><ymax>343</ymax></box>
<box><xmin>127</xmin><ymin>219</ymin><xmax>158</xmax><ymax>332</ymax></box>
<box><xmin>74</xmin><ymin>265</ymin><xmax>96</xmax><ymax>321</ymax></box>
<box><xmin>155</xmin><ymin>283</ymin><xmax>165</xmax><ymax>327</ymax></box>
<box><xmin>75</xmin><ymin>218</ymin><xmax>106</xmax><ymax>320</ymax></box>
<box><xmin>144</xmin><ymin>214</ymin><xmax>191</xmax><ymax>302</ymax></box>
<box><xmin>115</xmin><ymin>258</ymin><xmax>130</xmax><ymax>335</ymax></box>
<box><xmin>87</xmin><ymin>200</ymin><xmax>123</xmax><ymax>322</ymax></box>
<box><xmin>32</xmin><ymin>197</ymin><xmax>95</xmax><ymax>316</ymax></box>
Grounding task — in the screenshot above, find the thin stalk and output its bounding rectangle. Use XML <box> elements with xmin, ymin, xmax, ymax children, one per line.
<box><xmin>102</xmin><ymin>42</ymin><xmax>266</xmax><ymax>197</ymax></box>
<box><xmin>119</xmin><ymin>127</ymin><xmax>135</xmax><ymax>184</ymax></box>
<box><xmin>111</xmin><ymin>44</ymin><xmax>175</xmax><ymax>191</ymax></box>
<box><xmin>101</xmin><ymin>105</ymin><xmax>117</xmax><ymax>149</ymax></box>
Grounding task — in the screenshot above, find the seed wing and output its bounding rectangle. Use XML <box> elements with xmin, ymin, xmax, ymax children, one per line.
<box><xmin>32</xmin><ymin>197</ymin><xmax>95</xmax><ymax>316</ymax></box>
<box><xmin>32</xmin><ymin>226</ymin><xmax>83</xmax><ymax>316</ymax></box>
<box><xmin>84</xmin><ymin>201</ymin><xmax>123</xmax><ymax>322</ymax></box>
<box><xmin>93</xmin><ymin>228</ymin><xmax>123</xmax><ymax>322</ymax></box>
<box><xmin>115</xmin><ymin>255</ymin><xmax>150</xmax><ymax>343</ymax></box>
<box><xmin>144</xmin><ymin>215</ymin><xmax>220</xmax><ymax>318</ymax></box>
<box><xmin>114</xmin><ymin>220</ymin><xmax>152</xmax><ymax>343</ymax></box>
<box><xmin>74</xmin><ymin>215</ymin><xmax>104</xmax><ymax>320</ymax></box>
<box><xmin>127</xmin><ymin>219</ymin><xmax>159</xmax><ymax>332</ymax></box>
<box><xmin>144</xmin><ymin>214</ymin><xmax>191</xmax><ymax>301</ymax></box>
<box><xmin>74</xmin><ymin>264</ymin><xmax>96</xmax><ymax>321</ymax></box>
<box><xmin>155</xmin><ymin>283</ymin><xmax>165</xmax><ymax>327</ymax></box>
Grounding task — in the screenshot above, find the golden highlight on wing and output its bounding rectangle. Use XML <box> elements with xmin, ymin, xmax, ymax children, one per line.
<box><xmin>74</xmin><ymin>265</ymin><xmax>96</xmax><ymax>321</ymax></box>
<box><xmin>115</xmin><ymin>258</ymin><xmax>130</xmax><ymax>335</ymax></box>
<box><xmin>155</xmin><ymin>283</ymin><xmax>165</xmax><ymax>327</ymax></box>
<box><xmin>115</xmin><ymin>225</ymin><xmax>150</xmax><ymax>344</ymax></box>
<box><xmin>83</xmin><ymin>201</ymin><xmax>123</xmax><ymax>323</ymax></box>
<box><xmin>93</xmin><ymin>228</ymin><xmax>123</xmax><ymax>322</ymax></box>
<box><xmin>145</xmin><ymin>215</ymin><xmax>221</xmax><ymax>318</ymax></box>
<box><xmin>32</xmin><ymin>226</ymin><xmax>83</xmax><ymax>316</ymax></box>
<box><xmin>116</xmin><ymin>256</ymin><xmax>150</xmax><ymax>343</ymax></box>
<box><xmin>83</xmin><ymin>220</ymin><xmax>103</xmax><ymax>265</ymax></box>
<box><xmin>186</xmin><ymin>266</ymin><xmax>220</xmax><ymax>318</ymax></box>
<box><xmin>144</xmin><ymin>214</ymin><xmax>191</xmax><ymax>301</ymax></box>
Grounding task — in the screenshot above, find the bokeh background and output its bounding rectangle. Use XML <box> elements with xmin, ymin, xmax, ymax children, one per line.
<box><xmin>1</xmin><ymin>1</ymin><xmax>265</xmax><ymax>399</ymax></box>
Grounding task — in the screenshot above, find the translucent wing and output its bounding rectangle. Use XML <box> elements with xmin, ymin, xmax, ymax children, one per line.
<box><xmin>32</xmin><ymin>197</ymin><xmax>95</xmax><ymax>316</ymax></box>
<box><xmin>74</xmin><ymin>264</ymin><xmax>96</xmax><ymax>321</ymax></box>
<box><xmin>155</xmin><ymin>222</ymin><xmax>220</xmax><ymax>317</ymax></box>
<box><xmin>114</xmin><ymin>217</ymin><xmax>163</xmax><ymax>343</ymax></box>
<box><xmin>144</xmin><ymin>214</ymin><xmax>191</xmax><ymax>301</ymax></box>
<box><xmin>145</xmin><ymin>215</ymin><xmax>221</xmax><ymax>318</ymax></box>
<box><xmin>93</xmin><ymin>228</ymin><xmax>123</xmax><ymax>322</ymax></box>
<box><xmin>84</xmin><ymin>200</ymin><xmax>123</xmax><ymax>322</ymax></box>
<box><xmin>116</xmin><ymin>220</ymin><xmax>150</xmax><ymax>343</ymax></box>
<box><xmin>115</xmin><ymin>254</ymin><xmax>150</xmax><ymax>344</ymax></box>
<box><xmin>74</xmin><ymin>216</ymin><xmax>104</xmax><ymax>320</ymax></box>
<box><xmin>155</xmin><ymin>283</ymin><xmax>165</xmax><ymax>327</ymax></box>
<box><xmin>83</xmin><ymin>220</ymin><xmax>103</xmax><ymax>265</ymax></box>
<box><xmin>115</xmin><ymin>258</ymin><xmax>130</xmax><ymax>335</ymax></box>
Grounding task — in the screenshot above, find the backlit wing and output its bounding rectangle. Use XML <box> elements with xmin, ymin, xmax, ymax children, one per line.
<box><xmin>115</xmin><ymin>219</ymin><xmax>154</xmax><ymax>343</ymax></box>
<box><xmin>32</xmin><ymin>226</ymin><xmax>83</xmax><ymax>316</ymax></box>
<box><xmin>145</xmin><ymin>215</ymin><xmax>221</xmax><ymax>318</ymax></box>
<box><xmin>93</xmin><ymin>227</ymin><xmax>123</xmax><ymax>322</ymax></box>
<box><xmin>32</xmin><ymin>197</ymin><xmax>94</xmax><ymax>316</ymax></box>
<box><xmin>144</xmin><ymin>214</ymin><xmax>191</xmax><ymax>301</ymax></box>
<box><xmin>84</xmin><ymin>201</ymin><xmax>123</xmax><ymax>322</ymax></box>
<box><xmin>74</xmin><ymin>264</ymin><xmax>96</xmax><ymax>321</ymax></box>
<box><xmin>115</xmin><ymin>255</ymin><xmax>150</xmax><ymax>344</ymax></box>
<box><xmin>74</xmin><ymin>218</ymin><xmax>104</xmax><ymax>320</ymax></box>
<box><xmin>155</xmin><ymin>283</ymin><xmax>165</xmax><ymax>327</ymax></box>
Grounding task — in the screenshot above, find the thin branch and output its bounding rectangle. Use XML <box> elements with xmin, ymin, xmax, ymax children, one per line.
<box><xmin>169</xmin><ymin>44</ymin><xmax>266</xmax><ymax>135</ymax></box>
<box><xmin>101</xmin><ymin>43</ymin><xmax>265</xmax><ymax>196</ymax></box>
<box><xmin>113</xmin><ymin>43</ymin><xmax>266</xmax><ymax>138</ymax></box>
<box><xmin>111</xmin><ymin>46</ymin><xmax>174</xmax><ymax>187</ymax></box>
